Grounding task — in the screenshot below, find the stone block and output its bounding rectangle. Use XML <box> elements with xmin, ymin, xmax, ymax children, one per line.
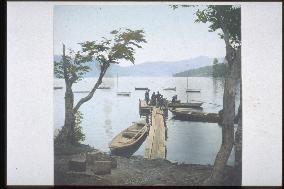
<box><xmin>111</xmin><ymin>156</ymin><xmax>117</xmax><ymax>168</ymax></box>
<box><xmin>86</xmin><ymin>151</ymin><xmax>111</xmax><ymax>164</ymax></box>
<box><xmin>68</xmin><ymin>158</ymin><xmax>86</xmax><ymax>172</ymax></box>
<box><xmin>90</xmin><ymin>161</ymin><xmax>112</xmax><ymax>175</ymax></box>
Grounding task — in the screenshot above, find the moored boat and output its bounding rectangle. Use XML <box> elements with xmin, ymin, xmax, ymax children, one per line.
<box><xmin>135</xmin><ymin>87</ymin><xmax>149</xmax><ymax>90</ymax></box>
<box><xmin>98</xmin><ymin>86</ymin><xmax>111</xmax><ymax>89</ymax></box>
<box><xmin>73</xmin><ymin>91</ymin><xmax>90</xmax><ymax>93</ymax></box>
<box><xmin>54</xmin><ymin>86</ymin><xmax>63</xmax><ymax>90</ymax></box>
<box><xmin>109</xmin><ymin>121</ymin><xmax>149</xmax><ymax>155</ymax></box>
<box><xmin>186</xmin><ymin>89</ymin><xmax>201</xmax><ymax>92</ymax></box>
<box><xmin>169</xmin><ymin>108</ymin><xmax>220</xmax><ymax>123</ymax></box>
<box><xmin>168</xmin><ymin>102</ymin><xmax>203</xmax><ymax>108</ymax></box>
<box><xmin>117</xmin><ymin>92</ymin><xmax>131</xmax><ymax>96</ymax></box>
<box><xmin>163</xmin><ymin>87</ymin><xmax>176</xmax><ymax>91</ymax></box>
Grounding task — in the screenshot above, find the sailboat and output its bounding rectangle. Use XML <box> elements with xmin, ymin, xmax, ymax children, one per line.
<box><xmin>116</xmin><ymin>73</ymin><xmax>131</xmax><ymax>96</ymax></box>
<box><xmin>168</xmin><ymin>76</ymin><xmax>203</xmax><ymax>109</ymax></box>
<box><xmin>186</xmin><ymin>76</ymin><xmax>201</xmax><ymax>93</ymax></box>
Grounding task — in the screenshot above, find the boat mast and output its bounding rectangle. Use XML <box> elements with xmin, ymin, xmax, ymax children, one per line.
<box><xmin>187</xmin><ymin>73</ymin><xmax>189</xmax><ymax>103</ymax></box>
<box><xmin>117</xmin><ymin>73</ymin><xmax>118</xmax><ymax>89</ymax></box>
<box><xmin>187</xmin><ymin>74</ymin><xmax>188</xmax><ymax>89</ymax></box>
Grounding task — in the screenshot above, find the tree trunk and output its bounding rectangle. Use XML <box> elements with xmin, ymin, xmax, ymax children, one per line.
<box><xmin>59</xmin><ymin>44</ymin><xmax>76</xmax><ymax>145</ymax></box>
<box><xmin>63</xmin><ymin>83</ymin><xmax>76</xmax><ymax>144</ymax></box>
<box><xmin>234</xmin><ymin>81</ymin><xmax>242</xmax><ymax>185</ymax></box>
<box><xmin>203</xmin><ymin>44</ymin><xmax>241</xmax><ymax>185</ymax></box>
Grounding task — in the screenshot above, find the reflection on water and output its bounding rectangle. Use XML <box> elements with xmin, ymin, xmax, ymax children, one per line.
<box><xmin>54</xmin><ymin>77</ymin><xmax>238</xmax><ymax>165</ymax></box>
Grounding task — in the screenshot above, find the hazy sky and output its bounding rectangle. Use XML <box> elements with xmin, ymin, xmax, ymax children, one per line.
<box><xmin>54</xmin><ymin>5</ymin><xmax>225</xmax><ymax>66</ymax></box>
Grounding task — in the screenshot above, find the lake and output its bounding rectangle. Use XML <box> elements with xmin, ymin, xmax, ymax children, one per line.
<box><xmin>54</xmin><ymin>77</ymin><xmax>238</xmax><ymax>165</ymax></box>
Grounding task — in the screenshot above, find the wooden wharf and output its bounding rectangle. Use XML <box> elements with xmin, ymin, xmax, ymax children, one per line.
<box><xmin>145</xmin><ymin>107</ymin><xmax>166</xmax><ymax>159</ymax></box>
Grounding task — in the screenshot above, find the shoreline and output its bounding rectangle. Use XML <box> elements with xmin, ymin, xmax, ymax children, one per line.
<box><xmin>54</xmin><ymin>143</ymin><xmax>237</xmax><ymax>186</ymax></box>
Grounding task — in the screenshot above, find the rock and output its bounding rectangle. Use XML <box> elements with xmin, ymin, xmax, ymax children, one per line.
<box><xmin>111</xmin><ymin>156</ymin><xmax>117</xmax><ymax>168</ymax></box>
<box><xmin>90</xmin><ymin>161</ymin><xmax>112</xmax><ymax>175</ymax></box>
<box><xmin>68</xmin><ymin>157</ymin><xmax>86</xmax><ymax>172</ymax></box>
<box><xmin>86</xmin><ymin>151</ymin><xmax>111</xmax><ymax>164</ymax></box>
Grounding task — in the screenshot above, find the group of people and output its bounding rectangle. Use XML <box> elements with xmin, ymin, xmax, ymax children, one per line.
<box><xmin>145</xmin><ymin>90</ymin><xmax>166</xmax><ymax>109</ymax></box>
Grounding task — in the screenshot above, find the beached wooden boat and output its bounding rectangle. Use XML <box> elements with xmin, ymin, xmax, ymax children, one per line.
<box><xmin>109</xmin><ymin>121</ymin><xmax>149</xmax><ymax>154</ymax></box>
<box><xmin>186</xmin><ymin>89</ymin><xmax>201</xmax><ymax>93</ymax></box>
<box><xmin>135</xmin><ymin>87</ymin><xmax>149</xmax><ymax>90</ymax></box>
<box><xmin>169</xmin><ymin>108</ymin><xmax>220</xmax><ymax>123</ymax></box>
<box><xmin>98</xmin><ymin>86</ymin><xmax>111</xmax><ymax>89</ymax></box>
<box><xmin>73</xmin><ymin>91</ymin><xmax>90</xmax><ymax>93</ymax></box>
<box><xmin>54</xmin><ymin>86</ymin><xmax>63</xmax><ymax>90</ymax></box>
<box><xmin>163</xmin><ymin>87</ymin><xmax>176</xmax><ymax>91</ymax></box>
<box><xmin>168</xmin><ymin>102</ymin><xmax>203</xmax><ymax>108</ymax></box>
<box><xmin>117</xmin><ymin>92</ymin><xmax>131</xmax><ymax>96</ymax></box>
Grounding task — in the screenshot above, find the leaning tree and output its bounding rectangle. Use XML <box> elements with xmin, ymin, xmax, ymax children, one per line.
<box><xmin>54</xmin><ymin>28</ymin><xmax>147</xmax><ymax>145</ymax></box>
<box><xmin>172</xmin><ymin>5</ymin><xmax>242</xmax><ymax>185</ymax></box>
<box><xmin>195</xmin><ymin>5</ymin><xmax>241</xmax><ymax>185</ymax></box>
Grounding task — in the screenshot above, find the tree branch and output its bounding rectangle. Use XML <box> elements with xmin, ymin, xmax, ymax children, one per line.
<box><xmin>73</xmin><ymin>63</ymin><xmax>109</xmax><ymax>113</ymax></box>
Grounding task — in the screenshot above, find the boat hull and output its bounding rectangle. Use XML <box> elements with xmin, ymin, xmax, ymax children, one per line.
<box><xmin>168</xmin><ymin>102</ymin><xmax>203</xmax><ymax>108</ymax></box>
<box><xmin>109</xmin><ymin>123</ymin><xmax>149</xmax><ymax>156</ymax></box>
<box><xmin>170</xmin><ymin>109</ymin><xmax>221</xmax><ymax>123</ymax></box>
<box><xmin>135</xmin><ymin>88</ymin><xmax>149</xmax><ymax>90</ymax></box>
<box><xmin>163</xmin><ymin>87</ymin><xmax>176</xmax><ymax>91</ymax></box>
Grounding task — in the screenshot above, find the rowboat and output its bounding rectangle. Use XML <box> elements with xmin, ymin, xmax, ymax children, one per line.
<box><xmin>54</xmin><ymin>86</ymin><xmax>63</xmax><ymax>90</ymax></box>
<box><xmin>109</xmin><ymin>121</ymin><xmax>149</xmax><ymax>155</ymax></box>
<box><xmin>163</xmin><ymin>87</ymin><xmax>176</xmax><ymax>91</ymax></box>
<box><xmin>117</xmin><ymin>92</ymin><xmax>131</xmax><ymax>96</ymax></box>
<box><xmin>98</xmin><ymin>86</ymin><xmax>111</xmax><ymax>89</ymax></box>
<box><xmin>169</xmin><ymin>108</ymin><xmax>220</xmax><ymax>123</ymax></box>
<box><xmin>135</xmin><ymin>87</ymin><xmax>149</xmax><ymax>90</ymax></box>
<box><xmin>73</xmin><ymin>91</ymin><xmax>90</xmax><ymax>93</ymax></box>
<box><xmin>168</xmin><ymin>102</ymin><xmax>203</xmax><ymax>108</ymax></box>
<box><xmin>186</xmin><ymin>89</ymin><xmax>201</xmax><ymax>93</ymax></box>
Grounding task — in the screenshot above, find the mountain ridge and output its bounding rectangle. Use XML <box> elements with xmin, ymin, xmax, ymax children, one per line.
<box><xmin>53</xmin><ymin>55</ymin><xmax>224</xmax><ymax>77</ymax></box>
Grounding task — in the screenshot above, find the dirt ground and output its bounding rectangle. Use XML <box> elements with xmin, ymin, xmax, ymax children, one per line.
<box><xmin>54</xmin><ymin>144</ymin><xmax>236</xmax><ymax>186</ymax></box>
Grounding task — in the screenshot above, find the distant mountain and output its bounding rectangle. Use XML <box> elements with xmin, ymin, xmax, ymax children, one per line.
<box><xmin>173</xmin><ymin>62</ymin><xmax>226</xmax><ymax>77</ymax></box>
<box><xmin>53</xmin><ymin>55</ymin><xmax>224</xmax><ymax>77</ymax></box>
<box><xmin>173</xmin><ymin>65</ymin><xmax>213</xmax><ymax>77</ymax></box>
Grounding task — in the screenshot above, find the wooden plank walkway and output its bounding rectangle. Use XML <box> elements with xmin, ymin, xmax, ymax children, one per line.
<box><xmin>145</xmin><ymin>107</ymin><xmax>166</xmax><ymax>159</ymax></box>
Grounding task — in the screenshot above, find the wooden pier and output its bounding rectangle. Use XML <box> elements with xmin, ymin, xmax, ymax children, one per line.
<box><xmin>145</xmin><ymin>107</ymin><xmax>166</xmax><ymax>159</ymax></box>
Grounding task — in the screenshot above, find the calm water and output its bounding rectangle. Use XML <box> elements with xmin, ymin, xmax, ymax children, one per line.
<box><xmin>54</xmin><ymin>77</ymin><xmax>238</xmax><ymax>165</ymax></box>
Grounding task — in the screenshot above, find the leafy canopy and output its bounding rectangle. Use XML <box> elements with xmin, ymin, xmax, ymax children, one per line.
<box><xmin>171</xmin><ymin>5</ymin><xmax>241</xmax><ymax>49</ymax></box>
<box><xmin>195</xmin><ymin>5</ymin><xmax>241</xmax><ymax>49</ymax></box>
<box><xmin>54</xmin><ymin>28</ymin><xmax>146</xmax><ymax>82</ymax></box>
<box><xmin>80</xmin><ymin>28</ymin><xmax>147</xmax><ymax>66</ymax></box>
<box><xmin>54</xmin><ymin>49</ymin><xmax>91</xmax><ymax>82</ymax></box>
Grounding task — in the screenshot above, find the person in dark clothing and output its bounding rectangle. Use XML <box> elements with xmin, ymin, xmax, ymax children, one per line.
<box><xmin>145</xmin><ymin>89</ymin><xmax>150</xmax><ymax>105</ymax></box>
<box><xmin>172</xmin><ymin>95</ymin><xmax>177</xmax><ymax>103</ymax></box>
<box><xmin>151</xmin><ymin>92</ymin><xmax>156</xmax><ymax>106</ymax></box>
<box><xmin>156</xmin><ymin>91</ymin><xmax>161</xmax><ymax>107</ymax></box>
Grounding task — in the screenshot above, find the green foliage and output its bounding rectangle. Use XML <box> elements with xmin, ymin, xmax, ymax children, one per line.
<box><xmin>54</xmin><ymin>28</ymin><xmax>146</xmax><ymax>84</ymax></box>
<box><xmin>80</xmin><ymin>28</ymin><xmax>147</xmax><ymax>67</ymax></box>
<box><xmin>195</xmin><ymin>5</ymin><xmax>241</xmax><ymax>49</ymax></box>
<box><xmin>171</xmin><ymin>5</ymin><xmax>241</xmax><ymax>49</ymax></box>
<box><xmin>74</xmin><ymin>111</ymin><xmax>85</xmax><ymax>143</ymax></box>
<box><xmin>213</xmin><ymin>62</ymin><xmax>226</xmax><ymax>78</ymax></box>
<box><xmin>213</xmin><ymin>58</ymin><xmax>218</xmax><ymax>65</ymax></box>
<box><xmin>212</xmin><ymin>58</ymin><xmax>225</xmax><ymax>77</ymax></box>
<box><xmin>54</xmin><ymin>49</ymin><xmax>92</xmax><ymax>82</ymax></box>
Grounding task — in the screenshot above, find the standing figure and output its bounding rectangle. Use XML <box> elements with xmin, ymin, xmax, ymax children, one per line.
<box><xmin>151</xmin><ymin>92</ymin><xmax>156</xmax><ymax>106</ymax></box>
<box><xmin>156</xmin><ymin>91</ymin><xmax>161</xmax><ymax>107</ymax></box>
<box><xmin>145</xmin><ymin>89</ymin><xmax>150</xmax><ymax>105</ymax></box>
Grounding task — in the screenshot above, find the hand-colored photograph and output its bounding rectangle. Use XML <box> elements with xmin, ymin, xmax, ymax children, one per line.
<box><xmin>53</xmin><ymin>4</ymin><xmax>241</xmax><ymax>186</ymax></box>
